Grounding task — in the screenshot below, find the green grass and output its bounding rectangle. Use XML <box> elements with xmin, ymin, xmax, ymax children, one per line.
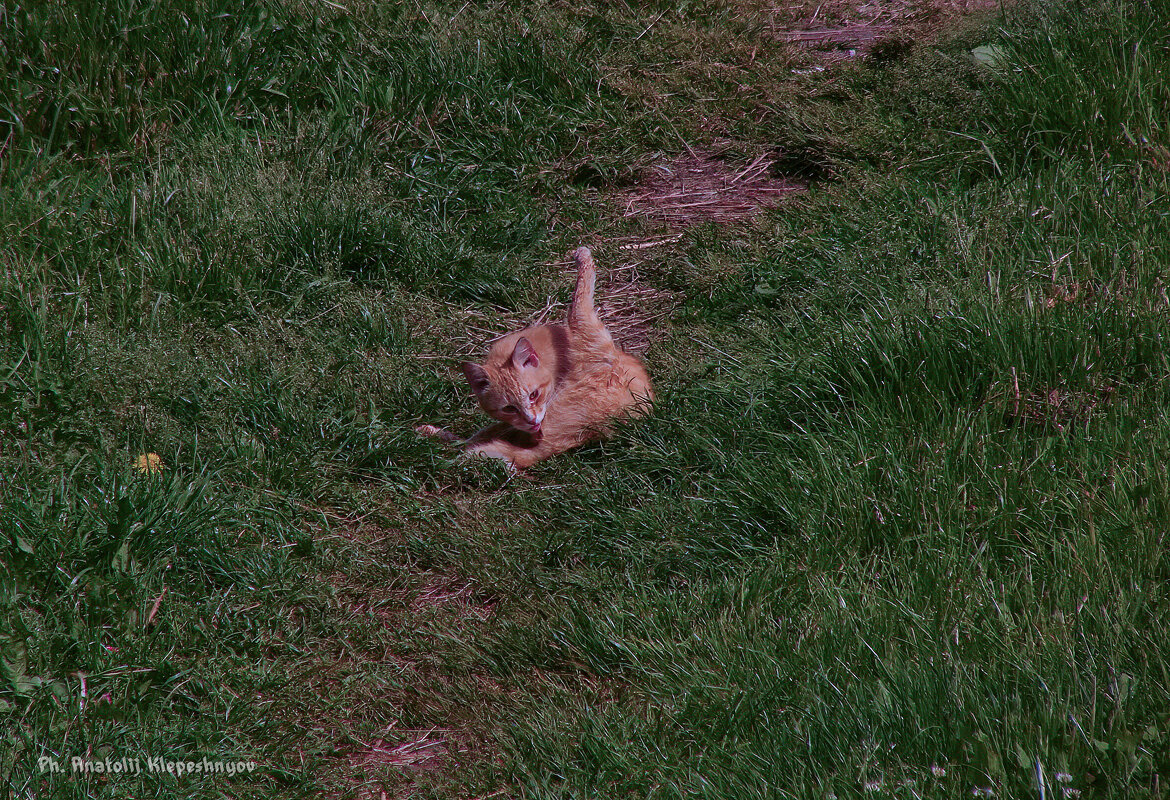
<box><xmin>3</xmin><ymin>0</ymin><xmax>1170</xmax><ymax>797</ymax></box>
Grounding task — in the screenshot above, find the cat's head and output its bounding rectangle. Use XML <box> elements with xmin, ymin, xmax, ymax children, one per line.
<box><xmin>463</xmin><ymin>336</ymin><xmax>552</xmax><ymax>436</ymax></box>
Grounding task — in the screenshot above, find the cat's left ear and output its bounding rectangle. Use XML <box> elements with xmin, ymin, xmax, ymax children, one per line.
<box><xmin>462</xmin><ymin>362</ymin><xmax>491</xmax><ymax>395</ymax></box>
<box><xmin>512</xmin><ymin>338</ymin><xmax>539</xmax><ymax>370</ymax></box>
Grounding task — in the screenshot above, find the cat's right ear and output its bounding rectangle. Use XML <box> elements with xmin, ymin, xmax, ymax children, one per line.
<box><xmin>462</xmin><ymin>362</ymin><xmax>490</xmax><ymax>396</ymax></box>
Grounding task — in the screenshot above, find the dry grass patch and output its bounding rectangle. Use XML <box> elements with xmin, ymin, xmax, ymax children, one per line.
<box><xmin>769</xmin><ymin>0</ymin><xmax>1007</xmax><ymax>62</ymax></box>
<box><xmin>274</xmin><ymin>519</ymin><xmax>504</xmax><ymax>798</ymax></box>
<box><xmin>620</xmin><ymin>150</ymin><xmax>805</xmax><ymax>227</ymax></box>
<box><xmin>998</xmin><ymin>373</ymin><xmax>1119</xmax><ymax>433</ymax></box>
<box><xmin>343</xmin><ymin>728</ymin><xmax>477</xmax><ymax>799</ymax></box>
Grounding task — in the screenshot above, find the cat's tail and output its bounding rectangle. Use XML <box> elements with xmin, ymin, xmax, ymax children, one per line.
<box><xmin>572</xmin><ymin>247</ymin><xmax>596</xmax><ymax>310</ymax></box>
<box><xmin>569</xmin><ymin>247</ymin><xmax>609</xmax><ymax>343</ymax></box>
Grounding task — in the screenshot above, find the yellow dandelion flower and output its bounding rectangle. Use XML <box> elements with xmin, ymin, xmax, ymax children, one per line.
<box><xmin>135</xmin><ymin>452</ymin><xmax>164</xmax><ymax>474</ymax></box>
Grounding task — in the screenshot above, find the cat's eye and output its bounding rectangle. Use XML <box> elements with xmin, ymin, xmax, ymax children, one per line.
<box><xmin>529</xmin><ymin>389</ymin><xmax>539</xmax><ymax>401</ymax></box>
<box><xmin>502</xmin><ymin>405</ymin><xmax>518</xmax><ymax>414</ymax></box>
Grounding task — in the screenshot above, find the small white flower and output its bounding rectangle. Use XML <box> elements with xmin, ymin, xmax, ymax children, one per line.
<box><xmin>863</xmin><ymin>780</ymin><xmax>882</xmax><ymax>792</ymax></box>
<box><xmin>931</xmin><ymin>765</ymin><xmax>947</xmax><ymax>778</ymax></box>
<box><xmin>1055</xmin><ymin>773</ymin><xmax>1073</xmax><ymax>784</ymax></box>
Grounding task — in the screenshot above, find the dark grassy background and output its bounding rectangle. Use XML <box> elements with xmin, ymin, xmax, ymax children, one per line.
<box><xmin>3</xmin><ymin>0</ymin><xmax>1169</xmax><ymax>797</ymax></box>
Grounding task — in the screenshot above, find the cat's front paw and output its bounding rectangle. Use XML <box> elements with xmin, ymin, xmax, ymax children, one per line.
<box><xmin>416</xmin><ymin>424</ymin><xmax>459</xmax><ymax>443</ymax></box>
<box><xmin>464</xmin><ymin>441</ymin><xmax>524</xmax><ymax>472</ymax></box>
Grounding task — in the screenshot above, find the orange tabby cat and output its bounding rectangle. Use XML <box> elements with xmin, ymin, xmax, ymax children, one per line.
<box><xmin>417</xmin><ymin>247</ymin><xmax>653</xmax><ymax>469</ymax></box>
